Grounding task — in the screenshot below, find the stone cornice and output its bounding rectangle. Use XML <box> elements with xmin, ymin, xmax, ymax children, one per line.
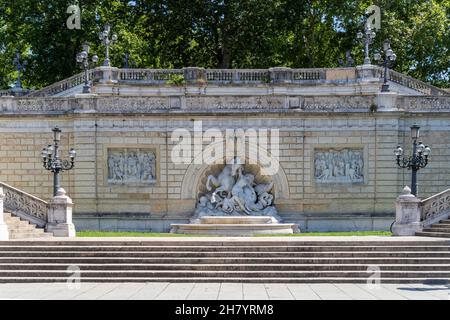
<box><xmin>0</xmin><ymin>93</ymin><xmax>449</xmax><ymax>116</ymax></box>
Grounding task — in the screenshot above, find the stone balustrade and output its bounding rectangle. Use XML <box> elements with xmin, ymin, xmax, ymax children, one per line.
<box><xmin>393</xmin><ymin>187</ymin><xmax>450</xmax><ymax>236</ymax></box>
<box><xmin>0</xmin><ymin>186</ymin><xmax>8</xmax><ymax>240</ymax></box>
<box><xmin>0</xmin><ymin>182</ymin><xmax>48</xmax><ymax>227</ymax></box>
<box><xmin>420</xmin><ymin>188</ymin><xmax>450</xmax><ymax>226</ymax></box>
<box><xmin>28</xmin><ymin>70</ymin><xmax>95</xmax><ymax>97</ymax></box>
<box><xmin>23</xmin><ymin>65</ymin><xmax>447</xmax><ymax>97</ymax></box>
<box><xmin>0</xmin><ymin>182</ymin><xmax>75</xmax><ymax>238</ymax></box>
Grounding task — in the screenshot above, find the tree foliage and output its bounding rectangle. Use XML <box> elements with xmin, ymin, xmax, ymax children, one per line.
<box><xmin>0</xmin><ymin>0</ymin><xmax>448</xmax><ymax>89</ymax></box>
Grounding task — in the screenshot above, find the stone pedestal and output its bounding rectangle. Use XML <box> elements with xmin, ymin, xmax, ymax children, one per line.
<box><xmin>170</xmin><ymin>216</ymin><xmax>300</xmax><ymax>236</ymax></box>
<box><xmin>46</xmin><ymin>188</ymin><xmax>76</xmax><ymax>237</ymax></box>
<box><xmin>183</xmin><ymin>67</ymin><xmax>206</xmax><ymax>84</ymax></box>
<box><xmin>376</xmin><ymin>91</ymin><xmax>398</xmax><ymax>112</ymax></box>
<box><xmin>95</xmin><ymin>66</ymin><xmax>119</xmax><ymax>84</ymax></box>
<box><xmin>0</xmin><ymin>186</ymin><xmax>9</xmax><ymax>240</ymax></box>
<box><xmin>356</xmin><ymin>64</ymin><xmax>381</xmax><ymax>82</ymax></box>
<box><xmin>392</xmin><ymin>186</ymin><xmax>423</xmax><ymax>236</ymax></box>
<box><xmin>269</xmin><ymin>67</ymin><xmax>292</xmax><ymax>84</ymax></box>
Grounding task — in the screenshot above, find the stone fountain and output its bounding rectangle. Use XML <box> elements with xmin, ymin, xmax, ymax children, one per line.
<box><xmin>170</xmin><ymin>160</ymin><xmax>299</xmax><ymax>235</ymax></box>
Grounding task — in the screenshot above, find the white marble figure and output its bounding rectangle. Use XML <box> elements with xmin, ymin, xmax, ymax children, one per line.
<box><xmin>195</xmin><ymin>159</ymin><xmax>278</xmax><ymax>219</ymax></box>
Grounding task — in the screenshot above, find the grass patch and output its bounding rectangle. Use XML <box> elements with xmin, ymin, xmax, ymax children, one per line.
<box><xmin>76</xmin><ymin>231</ymin><xmax>207</xmax><ymax>237</ymax></box>
<box><xmin>77</xmin><ymin>230</ymin><xmax>391</xmax><ymax>237</ymax></box>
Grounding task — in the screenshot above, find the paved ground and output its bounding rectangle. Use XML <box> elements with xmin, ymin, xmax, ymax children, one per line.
<box><xmin>1</xmin><ymin>282</ymin><xmax>449</xmax><ymax>300</ymax></box>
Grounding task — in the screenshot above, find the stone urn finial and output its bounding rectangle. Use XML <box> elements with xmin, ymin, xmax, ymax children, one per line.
<box><xmin>402</xmin><ymin>185</ymin><xmax>411</xmax><ymax>195</ymax></box>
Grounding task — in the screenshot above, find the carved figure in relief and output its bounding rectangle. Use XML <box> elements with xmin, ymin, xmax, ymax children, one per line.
<box><xmin>314</xmin><ymin>149</ymin><xmax>364</xmax><ymax>183</ymax></box>
<box><xmin>107</xmin><ymin>149</ymin><xmax>156</xmax><ymax>184</ymax></box>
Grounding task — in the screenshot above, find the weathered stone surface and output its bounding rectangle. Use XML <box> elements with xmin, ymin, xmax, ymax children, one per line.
<box><xmin>46</xmin><ymin>188</ymin><xmax>76</xmax><ymax>237</ymax></box>
<box><xmin>392</xmin><ymin>186</ymin><xmax>423</xmax><ymax>236</ymax></box>
<box><xmin>0</xmin><ymin>69</ymin><xmax>449</xmax><ymax>232</ymax></box>
<box><xmin>0</xmin><ymin>186</ymin><xmax>9</xmax><ymax>240</ymax></box>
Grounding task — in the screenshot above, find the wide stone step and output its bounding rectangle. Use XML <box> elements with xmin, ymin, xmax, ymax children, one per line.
<box><xmin>435</xmin><ymin>222</ymin><xmax>450</xmax><ymax>226</ymax></box>
<box><xmin>1</xmin><ymin>245</ymin><xmax>449</xmax><ymax>252</ymax></box>
<box><xmin>170</xmin><ymin>223</ymin><xmax>299</xmax><ymax>235</ymax></box>
<box><xmin>1</xmin><ymin>263</ymin><xmax>450</xmax><ymax>271</ymax></box>
<box><xmin>1</xmin><ymin>257</ymin><xmax>450</xmax><ymax>264</ymax></box>
<box><xmin>1</xmin><ymin>240</ymin><xmax>449</xmax><ymax>246</ymax></box>
<box><xmin>1</xmin><ymin>270</ymin><xmax>450</xmax><ymax>279</ymax></box>
<box><xmin>424</xmin><ymin>228</ymin><xmax>450</xmax><ymax>233</ymax></box>
<box><xmin>1</xmin><ymin>277</ymin><xmax>448</xmax><ymax>284</ymax></box>
<box><xmin>2</xmin><ymin>250</ymin><xmax>450</xmax><ymax>258</ymax></box>
<box><xmin>3</xmin><ymin>212</ymin><xmax>53</xmax><ymax>239</ymax></box>
<box><xmin>416</xmin><ymin>232</ymin><xmax>450</xmax><ymax>238</ymax></box>
<box><xmin>9</xmin><ymin>232</ymin><xmax>53</xmax><ymax>239</ymax></box>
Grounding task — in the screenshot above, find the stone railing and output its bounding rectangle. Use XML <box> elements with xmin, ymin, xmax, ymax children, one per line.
<box><xmin>420</xmin><ymin>188</ymin><xmax>450</xmax><ymax>226</ymax></box>
<box><xmin>3</xmin><ymin>66</ymin><xmax>449</xmax><ymax>97</ymax></box>
<box><xmin>388</xmin><ymin>69</ymin><xmax>448</xmax><ymax>96</ymax></box>
<box><xmin>205</xmin><ymin>69</ymin><xmax>270</xmax><ymax>83</ymax></box>
<box><xmin>118</xmin><ymin>67</ymin><xmax>329</xmax><ymax>85</ymax></box>
<box><xmin>0</xmin><ymin>88</ymin><xmax>33</xmax><ymax>97</ymax></box>
<box><xmin>393</xmin><ymin>186</ymin><xmax>450</xmax><ymax>235</ymax></box>
<box><xmin>118</xmin><ymin>68</ymin><xmax>184</xmax><ymax>83</ymax></box>
<box><xmin>28</xmin><ymin>70</ymin><xmax>95</xmax><ymax>97</ymax></box>
<box><xmin>0</xmin><ymin>182</ymin><xmax>48</xmax><ymax>227</ymax></box>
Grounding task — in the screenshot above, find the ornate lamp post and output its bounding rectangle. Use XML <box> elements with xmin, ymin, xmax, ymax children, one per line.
<box><xmin>357</xmin><ymin>23</ymin><xmax>376</xmax><ymax>65</ymax></box>
<box><xmin>41</xmin><ymin>126</ymin><xmax>77</xmax><ymax>197</ymax></box>
<box><xmin>394</xmin><ymin>124</ymin><xmax>431</xmax><ymax>197</ymax></box>
<box><xmin>13</xmin><ymin>52</ymin><xmax>27</xmax><ymax>89</ymax></box>
<box><xmin>76</xmin><ymin>43</ymin><xmax>98</xmax><ymax>94</ymax></box>
<box><xmin>99</xmin><ymin>24</ymin><xmax>118</xmax><ymax>67</ymax></box>
<box><xmin>374</xmin><ymin>39</ymin><xmax>397</xmax><ymax>92</ymax></box>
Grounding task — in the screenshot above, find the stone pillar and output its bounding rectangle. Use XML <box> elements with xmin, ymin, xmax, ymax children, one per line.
<box><xmin>46</xmin><ymin>188</ymin><xmax>76</xmax><ymax>237</ymax></box>
<box><xmin>0</xmin><ymin>186</ymin><xmax>9</xmax><ymax>240</ymax></box>
<box><xmin>356</xmin><ymin>64</ymin><xmax>380</xmax><ymax>82</ymax></box>
<box><xmin>183</xmin><ymin>67</ymin><xmax>206</xmax><ymax>84</ymax></box>
<box><xmin>376</xmin><ymin>91</ymin><xmax>398</xmax><ymax>112</ymax></box>
<box><xmin>269</xmin><ymin>67</ymin><xmax>292</xmax><ymax>84</ymax></box>
<box><xmin>392</xmin><ymin>186</ymin><xmax>423</xmax><ymax>236</ymax></box>
<box><xmin>95</xmin><ymin>66</ymin><xmax>119</xmax><ymax>84</ymax></box>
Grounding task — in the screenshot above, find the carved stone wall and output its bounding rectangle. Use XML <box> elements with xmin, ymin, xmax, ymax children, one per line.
<box><xmin>314</xmin><ymin>148</ymin><xmax>364</xmax><ymax>184</ymax></box>
<box><xmin>107</xmin><ymin>148</ymin><xmax>156</xmax><ymax>185</ymax></box>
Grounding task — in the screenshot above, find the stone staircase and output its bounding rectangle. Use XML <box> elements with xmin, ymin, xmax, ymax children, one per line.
<box><xmin>0</xmin><ymin>239</ymin><xmax>450</xmax><ymax>283</ymax></box>
<box><xmin>3</xmin><ymin>212</ymin><xmax>53</xmax><ymax>239</ymax></box>
<box><xmin>417</xmin><ymin>219</ymin><xmax>450</xmax><ymax>238</ymax></box>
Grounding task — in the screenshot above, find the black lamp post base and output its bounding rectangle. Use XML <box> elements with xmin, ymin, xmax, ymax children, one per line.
<box><xmin>381</xmin><ymin>83</ymin><xmax>390</xmax><ymax>92</ymax></box>
<box><xmin>82</xmin><ymin>85</ymin><xmax>91</xmax><ymax>94</ymax></box>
